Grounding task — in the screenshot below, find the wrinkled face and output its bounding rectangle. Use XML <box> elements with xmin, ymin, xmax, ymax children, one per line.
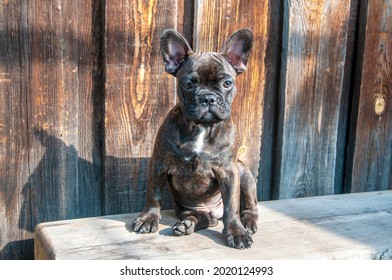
<box><xmin>176</xmin><ymin>52</ymin><xmax>237</xmax><ymax>124</ymax></box>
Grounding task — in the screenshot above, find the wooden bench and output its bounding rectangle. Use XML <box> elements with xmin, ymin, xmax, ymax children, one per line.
<box><xmin>34</xmin><ymin>191</ymin><xmax>392</xmax><ymax>260</ymax></box>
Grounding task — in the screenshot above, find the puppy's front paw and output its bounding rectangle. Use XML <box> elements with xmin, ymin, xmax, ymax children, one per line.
<box><xmin>172</xmin><ymin>219</ymin><xmax>195</xmax><ymax>236</ymax></box>
<box><xmin>241</xmin><ymin>211</ymin><xmax>258</xmax><ymax>235</ymax></box>
<box><xmin>132</xmin><ymin>212</ymin><xmax>160</xmax><ymax>233</ymax></box>
<box><xmin>223</xmin><ymin>223</ymin><xmax>253</xmax><ymax>249</ymax></box>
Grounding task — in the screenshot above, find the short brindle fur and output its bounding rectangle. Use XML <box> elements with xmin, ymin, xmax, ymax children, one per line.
<box><xmin>132</xmin><ymin>29</ymin><xmax>258</xmax><ymax>249</ymax></box>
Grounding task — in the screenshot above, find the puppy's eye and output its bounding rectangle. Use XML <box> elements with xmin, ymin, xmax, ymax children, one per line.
<box><xmin>183</xmin><ymin>82</ymin><xmax>192</xmax><ymax>89</ymax></box>
<box><xmin>223</xmin><ymin>80</ymin><xmax>233</xmax><ymax>88</ymax></box>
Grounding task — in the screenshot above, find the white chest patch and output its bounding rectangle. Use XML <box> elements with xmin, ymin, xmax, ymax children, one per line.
<box><xmin>193</xmin><ymin>128</ymin><xmax>206</xmax><ymax>154</ymax></box>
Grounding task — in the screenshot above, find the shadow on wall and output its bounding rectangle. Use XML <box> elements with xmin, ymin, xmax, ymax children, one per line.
<box><xmin>1</xmin><ymin>128</ymin><xmax>172</xmax><ymax>259</ymax></box>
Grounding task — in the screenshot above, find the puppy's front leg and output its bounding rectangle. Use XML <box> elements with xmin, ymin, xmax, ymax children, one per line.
<box><xmin>132</xmin><ymin>160</ymin><xmax>167</xmax><ymax>233</ymax></box>
<box><xmin>214</xmin><ymin>166</ymin><xmax>253</xmax><ymax>249</ymax></box>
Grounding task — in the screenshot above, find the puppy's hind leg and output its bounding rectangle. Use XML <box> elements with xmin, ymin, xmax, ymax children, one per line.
<box><xmin>172</xmin><ymin>204</ymin><xmax>218</xmax><ymax>236</ymax></box>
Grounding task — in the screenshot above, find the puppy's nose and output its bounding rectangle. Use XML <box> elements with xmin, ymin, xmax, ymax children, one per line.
<box><xmin>199</xmin><ymin>94</ymin><xmax>217</xmax><ymax>105</ymax></box>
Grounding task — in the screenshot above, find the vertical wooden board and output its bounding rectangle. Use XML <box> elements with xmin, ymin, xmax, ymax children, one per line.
<box><xmin>177</xmin><ymin>0</ymin><xmax>194</xmax><ymax>44</ymax></box>
<box><xmin>103</xmin><ymin>0</ymin><xmax>178</xmax><ymax>214</ymax></box>
<box><xmin>75</xmin><ymin>0</ymin><xmax>103</xmax><ymax>217</ymax></box>
<box><xmin>27</xmin><ymin>0</ymin><xmax>79</xmax><ymax>228</ymax></box>
<box><xmin>276</xmin><ymin>0</ymin><xmax>354</xmax><ymax>199</ymax></box>
<box><xmin>347</xmin><ymin>0</ymin><xmax>392</xmax><ymax>192</ymax></box>
<box><xmin>0</xmin><ymin>0</ymin><xmax>32</xmax><ymax>259</ymax></box>
<box><xmin>258</xmin><ymin>0</ymin><xmax>283</xmax><ymax>200</ymax></box>
<box><xmin>193</xmin><ymin>0</ymin><xmax>271</xmax><ymax>196</ymax></box>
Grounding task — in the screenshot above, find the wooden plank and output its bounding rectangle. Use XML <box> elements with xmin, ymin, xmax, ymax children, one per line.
<box><xmin>75</xmin><ymin>0</ymin><xmax>104</xmax><ymax>217</ymax></box>
<box><xmin>0</xmin><ymin>0</ymin><xmax>102</xmax><ymax>259</ymax></box>
<box><xmin>27</xmin><ymin>0</ymin><xmax>102</xmax><ymax>223</ymax></box>
<box><xmin>275</xmin><ymin>0</ymin><xmax>356</xmax><ymax>199</ymax></box>
<box><xmin>35</xmin><ymin>191</ymin><xmax>392</xmax><ymax>260</ymax></box>
<box><xmin>193</xmin><ymin>0</ymin><xmax>274</xmax><ymax>200</ymax></box>
<box><xmin>258</xmin><ymin>0</ymin><xmax>283</xmax><ymax>200</ymax></box>
<box><xmin>103</xmin><ymin>0</ymin><xmax>179</xmax><ymax>214</ymax></box>
<box><xmin>0</xmin><ymin>0</ymin><xmax>32</xmax><ymax>260</ymax></box>
<box><xmin>176</xmin><ymin>0</ymin><xmax>194</xmax><ymax>45</ymax></box>
<box><xmin>346</xmin><ymin>0</ymin><xmax>392</xmax><ymax>192</ymax></box>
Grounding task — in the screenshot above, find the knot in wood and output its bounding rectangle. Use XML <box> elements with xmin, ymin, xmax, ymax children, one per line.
<box><xmin>374</xmin><ymin>96</ymin><xmax>386</xmax><ymax>116</ymax></box>
<box><xmin>238</xmin><ymin>146</ymin><xmax>246</xmax><ymax>156</ymax></box>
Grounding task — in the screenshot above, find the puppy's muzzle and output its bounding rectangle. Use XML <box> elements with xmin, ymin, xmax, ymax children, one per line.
<box><xmin>197</xmin><ymin>94</ymin><xmax>218</xmax><ymax>106</ymax></box>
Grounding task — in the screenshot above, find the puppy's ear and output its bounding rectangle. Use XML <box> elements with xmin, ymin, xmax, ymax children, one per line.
<box><xmin>221</xmin><ymin>28</ymin><xmax>253</xmax><ymax>75</ymax></box>
<box><xmin>160</xmin><ymin>29</ymin><xmax>193</xmax><ymax>76</ymax></box>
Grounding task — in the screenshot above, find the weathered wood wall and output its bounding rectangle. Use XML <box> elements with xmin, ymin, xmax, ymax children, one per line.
<box><xmin>0</xmin><ymin>0</ymin><xmax>391</xmax><ymax>259</ymax></box>
<box><xmin>275</xmin><ymin>0</ymin><xmax>357</xmax><ymax>199</ymax></box>
<box><xmin>0</xmin><ymin>0</ymin><xmax>103</xmax><ymax>259</ymax></box>
<box><xmin>346</xmin><ymin>0</ymin><xmax>392</xmax><ymax>192</ymax></box>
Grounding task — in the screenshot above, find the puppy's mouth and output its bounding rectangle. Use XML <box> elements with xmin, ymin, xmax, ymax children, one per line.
<box><xmin>185</xmin><ymin>104</ymin><xmax>230</xmax><ymax>124</ymax></box>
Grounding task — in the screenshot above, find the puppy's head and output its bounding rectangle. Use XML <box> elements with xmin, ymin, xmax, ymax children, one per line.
<box><xmin>160</xmin><ymin>29</ymin><xmax>253</xmax><ymax>124</ymax></box>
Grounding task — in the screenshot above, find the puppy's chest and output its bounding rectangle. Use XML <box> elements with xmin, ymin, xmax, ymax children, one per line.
<box><xmin>167</xmin><ymin>129</ymin><xmax>220</xmax><ymax>177</ymax></box>
<box><xmin>182</xmin><ymin>129</ymin><xmax>210</xmax><ymax>162</ymax></box>
<box><xmin>168</xmin><ymin>154</ymin><xmax>217</xmax><ymax>195</ymax></box>
<box><xmin>171</xmin><ymin>154</ymin><xmax>214</xmax><ymax>176</ymax></box>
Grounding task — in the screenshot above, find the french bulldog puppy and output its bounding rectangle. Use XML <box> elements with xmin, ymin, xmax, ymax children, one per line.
<box><xmin>132</xmin><ymin>28</ymin><xmax>258</xmax><ymax>249</ymax></box>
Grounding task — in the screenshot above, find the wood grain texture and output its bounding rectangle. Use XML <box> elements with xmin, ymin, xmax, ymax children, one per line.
<box><xmin>35</xmin><ymin>191</ymin><xmax>392</xmax><ymax>260</ymax></box>
<box><xmin>27</xmin><ymin>0</ymin><xmax>102</xmax><ymax>224</ymax></box>
<box><xmin>2</xmin><ymin>0</ymin><xmax>392</xmax><ymax>260</ymax></box>
<box><xmin>0</xmin><ymin>0</ymin><xmax>102</xmax><ymax>259</ymax></box>
<box><xmin>258</xmin><ymin>0</ymin><xmax>283</xmax><ymax>200</ymax></box>
<box><xmin>275</xmin><ymin>0</ymin><xmax>355</xmax><ymax>199</ymax></box>
<box><xmin>103</xmin><ymin>0</ymin><xmax>178</xmax><ymax>214</ymax></box>
<box><xmin>76</xmin><ymin>0</ymin><xmax>104</xmax><ymax>215</ymax></box>
<box><xmin>0</xmin><ymin>0</ymin><xmax>31</xmax><ymax>259</ymax></box>
<box><xmin>346</xmin><ymin>0</ymin><xmax>392</xmax><ymax>192</ymax></box>
<box><xmin>194</xmin><ymin>0</ymin><xmax>272</xmax><ymax>199</ymax></box>
<box><xmin>177</xmin><ymin>0</ymin><xmax>194</xmax><ymax>45</ymax></box>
